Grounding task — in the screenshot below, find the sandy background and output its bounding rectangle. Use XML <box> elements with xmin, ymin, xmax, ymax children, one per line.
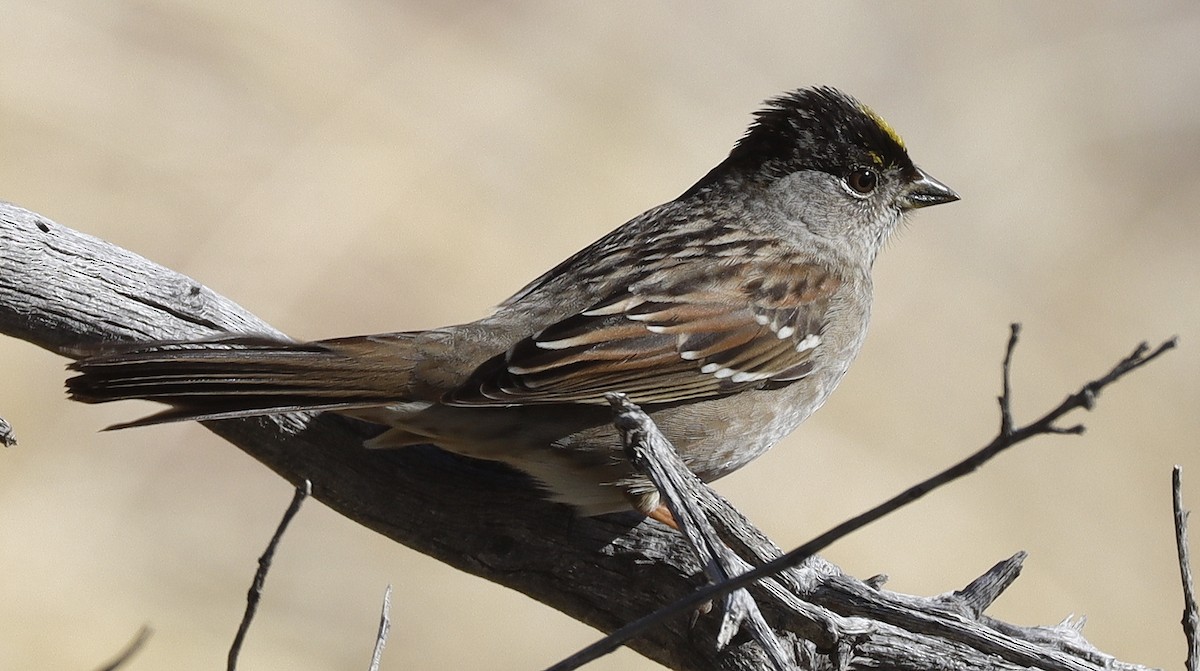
<box><xmin>1</xmin><ymin>2</ymin><xmax>1198</xmax><ymax>669</ymax></box>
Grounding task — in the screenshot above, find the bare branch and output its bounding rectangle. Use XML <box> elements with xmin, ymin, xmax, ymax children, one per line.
<box><xmin>999</xmin><ymin>323</ymin><xmax>1020</xmax><ymax>436</ymax></box>
<box><xmin>552</xmin><ymin>328</ymin><xmax>1174</xmax><ymax>670</ymax></box>
<box><xmin>1007</xmin><ymin>338</ymin><xmax>1176</xmax><ymax>441</ymax></box>
<box><xmin>368</xmin><ymin>585</ymin><xmax>392</xmax><ymax>671</ymax></box>
<box><xmin>228</xmin><ymin>480</ymin><xmax>311</xmax><ymax>671</ymax></box>
<box><xmin>599</xmin><ymin>393</ymin><xmax>793</xmax><ymax>671</ymax></box>
<box><xmin>1174</xmin><ymin>467</ymin><xmax>1199</xmax><ymax>671</ymax></box>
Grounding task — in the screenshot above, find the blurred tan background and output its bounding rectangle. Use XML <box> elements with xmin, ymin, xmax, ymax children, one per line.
<box><xmin>1</xmin><ymin>2</ymin><xmax>1197</xmax><ymax>669</ymax></box>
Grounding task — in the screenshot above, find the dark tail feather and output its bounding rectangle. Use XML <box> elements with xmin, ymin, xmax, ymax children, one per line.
<box><xmin>67</xmin><ymin>334</ymin><xmax>415</xmax><ymax>428</ymax></box>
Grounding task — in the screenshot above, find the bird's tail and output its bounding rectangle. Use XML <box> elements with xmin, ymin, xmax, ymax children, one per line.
<box><xmin>67</xmin><ymin>333</ymin><xmax>419</xmax><ymax>429</ymax></box>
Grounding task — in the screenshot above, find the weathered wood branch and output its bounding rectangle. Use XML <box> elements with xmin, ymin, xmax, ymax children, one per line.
<box><xmin>1173</xmin><ymin>467</ymin><xmax>1199</xmax><ymax>671</ymax></box>
<box><xmin>0</xmin><ymin>201</ymin><xmax>1162</xmax><ymax>670</ymax></box>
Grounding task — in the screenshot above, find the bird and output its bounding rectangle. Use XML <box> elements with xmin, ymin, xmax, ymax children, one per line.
<box><xmin>67</xmin><ymin>86</ymin><xmax>958</xmax><ymax>524</ymax></box>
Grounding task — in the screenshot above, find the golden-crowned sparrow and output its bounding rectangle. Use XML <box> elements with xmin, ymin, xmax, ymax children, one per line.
<box><xmin>68</xmin><ymin>86</ymin><xmax>958</xmax><ymax>520</ymax></box>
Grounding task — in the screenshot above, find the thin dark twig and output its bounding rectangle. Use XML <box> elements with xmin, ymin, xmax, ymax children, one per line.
<box><xmin>998</xmin><ymin>323</ymin><xmax>1021</xmax><ymax>436</ymax></box>
<box><xmin>1174</xmin><ymin>467</ymin><xmax>1199</xmax><ymax>671</ymax></box>
<box><xmin>368</xmin><ymin>584</ymin><xmax>393</xmax><ymax>671</ymax></box>
<box><xmin>228</xmin><ymin>479</ymin><xmax>311</xmax><ymax>671</ymax></box>
<box><xmin>94</xmin><ymin>625</ymin><xmax>152</xmax><ymax>671</ymax></box>
<box><xmin>547</xmin><ymin>333</ymin><xmax>1176</xmax><ymax>670</ymax></box>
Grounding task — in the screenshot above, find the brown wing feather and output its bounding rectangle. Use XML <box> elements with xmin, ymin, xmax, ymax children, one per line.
<box><xmin>448</xmin><ymin>260</ymin><xmax>840</xmax><ymax>407</ymax></box>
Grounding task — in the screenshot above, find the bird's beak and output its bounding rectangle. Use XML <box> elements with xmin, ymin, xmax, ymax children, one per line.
<box><xmin>900</xmin><ymin>167</ymin><xmax>959</xmax><ymax>210</ymax></box>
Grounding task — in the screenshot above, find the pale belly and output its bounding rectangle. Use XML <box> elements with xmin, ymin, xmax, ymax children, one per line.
<box><xmin>352</xmin><ymin>364</ymin><xmax>846</xmax><ymax>516</ymax></box>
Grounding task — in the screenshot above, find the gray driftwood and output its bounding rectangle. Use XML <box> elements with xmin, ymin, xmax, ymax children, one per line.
<box><xmin>0</xmin><ymin>201</ymin><xmax>1156</xmax><ymax>670</ymax></box>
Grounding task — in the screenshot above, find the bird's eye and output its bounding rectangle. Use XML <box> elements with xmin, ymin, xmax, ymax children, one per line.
<box><xmin>845</xmin><ymin>168</ymin><xmax>879</xmax><ymax>195</ymax></box>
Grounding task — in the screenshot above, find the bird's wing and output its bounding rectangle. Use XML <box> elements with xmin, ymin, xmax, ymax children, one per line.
<box><xmin>447</xmin><ymin>259</ymin><xmax>840</xmax><ymax>406</ymax></box>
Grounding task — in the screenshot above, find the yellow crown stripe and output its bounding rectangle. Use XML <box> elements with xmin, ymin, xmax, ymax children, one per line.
<box><xmin>859</xmin><ymin>103</ymin><xmax>906</xmax><ymax>151</ymax></box>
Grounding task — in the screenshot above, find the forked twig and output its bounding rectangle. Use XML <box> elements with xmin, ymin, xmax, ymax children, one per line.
<box><xmin>228</xmin><ymin>479</ymin><xmax>311</xmax><ymax>671</ymax></box>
